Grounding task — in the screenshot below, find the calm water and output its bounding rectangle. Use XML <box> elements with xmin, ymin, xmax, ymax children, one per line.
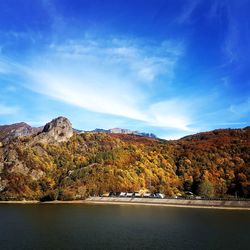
<box><xmin>0</xmin><ymin>204</ymin><xmax>249</xmax><ymax>250</ymax></box>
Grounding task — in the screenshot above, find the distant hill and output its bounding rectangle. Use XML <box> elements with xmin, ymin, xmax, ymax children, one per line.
<box><xmin>0</xmin><ymin>117</ymin><xmax>249</xmax><ymax>201</ymax></box>
<box><xmin>0</xmin><ymin>122</ymin><xmax>42</xmax><ymax>142</ymax></box>
<box><xmin>180</xmin><ymin>127</ymin><xmax>250</xmax><ymax>141</ymax></box>
<box><xmin>90</xmin><ymin>128</ymin><xmax>157</xmax><ymax>138</ymax></box>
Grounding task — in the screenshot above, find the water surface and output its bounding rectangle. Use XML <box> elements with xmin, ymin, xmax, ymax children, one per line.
<box><xmin>0</xmin><ymin>204</ymin><xmax>249</xmax><ymax>250</ymax></box>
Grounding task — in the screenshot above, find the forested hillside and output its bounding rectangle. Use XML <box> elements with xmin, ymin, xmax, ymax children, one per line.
<box><xmin>0</xmin><ymin>117</ymin><xmax>249</xmax><ymax>201</ymax></box>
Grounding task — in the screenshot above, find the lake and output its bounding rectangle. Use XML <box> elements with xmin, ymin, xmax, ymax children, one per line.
<box><xmin>0</xmin><ymin>204</ymin><xmax>249</xmax><ymax>250</ymax></box>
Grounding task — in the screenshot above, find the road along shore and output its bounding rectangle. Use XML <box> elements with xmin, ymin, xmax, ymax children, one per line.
<box><xmin>84</xmin><ymin>197</ymin><xmax>250</xmax><ymax>210</ymax></box>
<box><xmin>0</xmin><ymin>197</ymin><xmax>250</xmax><ymax>210</ymax></box>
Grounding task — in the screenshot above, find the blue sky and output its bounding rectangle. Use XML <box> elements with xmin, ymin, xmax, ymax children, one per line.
<box><xmin>0</xmin><ymin>0</ymin><xmax>249</xmax><ymax>139</ymax></box>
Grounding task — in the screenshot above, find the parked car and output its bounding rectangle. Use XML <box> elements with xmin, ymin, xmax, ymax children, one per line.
<box><xmin>155</xmin><ymin>193</ymin><xmax>165</xmax><ymax>199</ymax></box>
<box><xmin>143</xmin><ymin>193</ymin><xmax>151</xmax><ymax>198</ymax></box>
<box><xmin>119</xmin><ymin>192</ymin><xmax>127</xmax><ymax>197</ymax></box>
<box><xmin>126</xmin><ymin>192</ymin><xmax>133</xmax><ymax>197</ymax></box>
<box><xmin>133</xmin><ymin>192</ymin><xmax>141</xmax><ymax>198</ymax></box>
<box><xmin>108</xmin><ymin>192</ymin><xmax>117</xmax><ymax>197</ymax></box>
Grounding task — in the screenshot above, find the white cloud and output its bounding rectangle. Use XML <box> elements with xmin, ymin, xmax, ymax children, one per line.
<box><xmin>1</xmin><ymin>35</ymin><xmax>246</xmax><ymax>135</ymax></box>
<box><xmin>24</xmin><ymin>39</ymin><xmax>191</xmax><ymax>129</ymax></box>
<box><xmin>147</xmin><ymin>99</ymin><xmax>195</xmax><ymax>132</ymax></box>
<box><xmin>26</xmin><ymin>70</ymin><xmax>148</xmax><ymax>121</ymax></box>
<box><xmin>24</xmin><ymin>68</ymin><xmax>194</xmax><ymax>131</ymax></box>
<box><xmin>160</xmin><ymin>132</ymin><xmax>188</xmax><ymax>140</ymax></box>
<box><xmin>0</xmin><ymin>103</ymin><xmax>18</xmax><ymax>115</ymax></box>
<box><xmin>48</xmin><ymin>38</ymin><xmax>182</xmax><ymax>83</ymax></box>
<box><xmin>0</xmin><ymin>37</ymin><xmax>199</xmax><ymax>133</ymax></box>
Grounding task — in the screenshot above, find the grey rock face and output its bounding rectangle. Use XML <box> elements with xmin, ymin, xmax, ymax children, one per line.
<box><xmin>35</xmin><ymin>117</ymin><xmax>73</xmax><ymax>143</ymax></box>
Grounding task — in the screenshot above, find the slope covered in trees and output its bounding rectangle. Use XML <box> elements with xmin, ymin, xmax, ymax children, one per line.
<box><xmin>0</xmin><ymin>119</ymin><xmax>249</xmax><ymax>201</ymax></box>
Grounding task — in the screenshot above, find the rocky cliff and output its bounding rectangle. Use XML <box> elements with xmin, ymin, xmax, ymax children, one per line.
<box><xmin>0</xmin><ymin>117</ymin><xmax>74</xmax><ymax>145</ymax></box>
<box><xmin>34</xmin><ymin>117</ymin><xmax>73</xmax><ymax>144</ymax></box>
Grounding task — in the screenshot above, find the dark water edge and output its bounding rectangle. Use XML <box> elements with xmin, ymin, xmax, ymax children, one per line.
<box><xmin>0</xmin><ymin>204</ymin><xmax>249</xmax><ymax>250</ymax></box>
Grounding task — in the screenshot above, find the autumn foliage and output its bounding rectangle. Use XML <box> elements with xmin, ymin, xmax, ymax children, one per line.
<box><xmin>0</xmin><ymin>127</ymin><xmax>249</xmax><ymax>200</ymax></box>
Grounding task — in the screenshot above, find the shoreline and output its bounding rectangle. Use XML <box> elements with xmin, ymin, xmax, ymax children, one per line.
<box><xmin>0</xmin><ymin>198</ymin><xmax>250</xmax><ymax>210</ymax></box>
<box><xmin>85</xmin><ymin>197</ymin><xmax>250</xmax><ymax>210</ymax></box>
<box><xmin>83</xmin><ymin>200</ymin><xmax>250</xmax><ymax>210</ymax></box>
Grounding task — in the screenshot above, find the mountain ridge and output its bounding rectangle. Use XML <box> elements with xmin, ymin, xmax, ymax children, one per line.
<box><xmin>0</xmin><ymin>116</ymin><xmax>249</xmax><ymax>201</ymax></box>
<box><xmin>0</xmin><ymin>122</ymin><xmax>42</xmax><ymax>143</ymax></box>
<box><xmin>89</xmin><ymin>127</ymin><xmax>157</xmax><ymax>138</ymax></box>
<box><xmin>2</xmin><ymin>117</ymin><xmax>249</xmax><ymax>142</ymax></box>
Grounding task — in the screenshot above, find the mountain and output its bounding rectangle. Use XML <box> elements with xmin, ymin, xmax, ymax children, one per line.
<box><xmin>0</xmin><ymin>117</ymin><xmax>73</xmax><ymax>145</ymax></box>
<box><xmin>0</xmin><ymin>117</ymin><xmax>249</xmax><ymax>201</ymax></box>
<box><xmin>0</xmin><ymin>122</ymin><xmax>42</xmax><ymax>143</ymax></box>
<box><xmin>180</xmin><ymin>127</ymin><xmax>250</xmax><ymax>141</ymax></box>
<box><xmin>91</xmin><ymin>128</ymin><xmax>157</xmax><ymax>138</ymax></box>
<box><xmin>0</xmin><ymin>121</ymin><xmax>157</xmax><ymax>143</ymax></box>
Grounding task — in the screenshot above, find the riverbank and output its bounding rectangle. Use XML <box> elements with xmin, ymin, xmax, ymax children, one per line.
<box><xmin>84</xmin><ymin>197</ymin><xmax>250</xmax><ymax>210</ymax></box>
<box><xmin>1</xmin><ymin>197</ymin><xmax>250</xmax><ymax>210</ymax></box>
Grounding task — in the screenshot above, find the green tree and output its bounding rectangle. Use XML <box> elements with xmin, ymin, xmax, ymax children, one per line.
<box><xmin>198</xmin><ymin>180</ymin><xmax>214</xmax><ymax>198</ymax></box>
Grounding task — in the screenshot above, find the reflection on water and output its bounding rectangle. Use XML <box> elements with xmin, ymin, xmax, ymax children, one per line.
<box><xmin>0</xmin><ymin>204</ymin><xmax>249</xmax><ymax>250</ymax></box>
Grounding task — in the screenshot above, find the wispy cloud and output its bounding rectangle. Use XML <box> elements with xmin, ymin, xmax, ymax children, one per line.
<box><xmin>220</xmin><ymin>1</ymin><xmax>249</xmax><ymax>65</ymax></box>
<box><xmin>2</xmin><ymin>34</ymin><xmax>247</xmax><ymax>135</ymax></box>
<box><xmin>0</xmin><ymin>37</ymin><xmax>193</xmax><ymax>132</ymax></box>
<box><xmin>175</xmin><ymin>0</ymin><xmax>201</xmax><ymax>24</ymax></box>
<box><xmin>49</xmin><ymin>38</ymin><xmax>182</xmax><ymax>82</ymax></box>
<box><xmin>224</xmin><ymin>19</ymin><xmax>239</xmax><ymax>64</ymax></box>
<box><xmin>0</xmin><ymin>103</ymin><xmax>18</xmax><ymax>115</ymax></box>
<box><xmin>0</xmin><ymin>0</ymin><xmax>248</xmax><ymax>139</ymax></box>
<box><xmin>26</xmin><ymin>70</ymin><xmax>148</xmax><ymax>121</ymax></box>
<box><xmin>147</xmin><ymin>99</ymin><xmax>194</xmax><ymax>131</ymax></box>
<box><xmin>229</xmin><ymin>98</ymin><xmax>250</xmax><ymax>118</ymax></box>
<box><xmin>0</xmin><ymin>59</ymin><xmax>11</xmax><ymax>74</ymax></box>
<box><xmin>196</xmin><ymin>98</ymin><xmax>250</xmax><ymax>130</ymax></box>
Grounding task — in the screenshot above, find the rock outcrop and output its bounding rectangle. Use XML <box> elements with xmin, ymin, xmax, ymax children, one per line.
<box><xmin>34</xmin><ymin>116</ymin><xmax>73</xmax><ymax>143</ymax></box>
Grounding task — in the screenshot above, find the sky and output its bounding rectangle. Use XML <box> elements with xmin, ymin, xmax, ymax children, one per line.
<box><xmin>0</xmin><ymin>0</ymin><xmax>249</xmax><ymax>139</ymax></box>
